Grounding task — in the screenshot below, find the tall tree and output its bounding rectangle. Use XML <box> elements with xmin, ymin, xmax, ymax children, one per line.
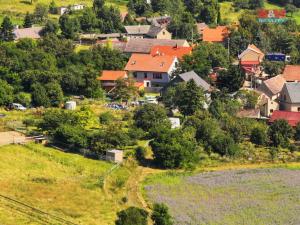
<box><xmin>177</xmin><ymin>79</ymin><xmax>205</xmax><ymax>116</ymax></box>
<box><xmin>23</xmin><ymin>12</ymin><xmax>33</xmax><ymax>28</ymax></box>
<box><xmin>269</xmin><ymin>119</ymin><xmax>293</xmax><ymax>147</ymax></box>
<box><xmin>217</xmin><ymin>65</ymin><xmax>245</xmax><ymax>93</ymax></box>
<box><xmin>0</xmin><ymin>16</ymin><xmax>14</xmax><ymax>42</ymax></box>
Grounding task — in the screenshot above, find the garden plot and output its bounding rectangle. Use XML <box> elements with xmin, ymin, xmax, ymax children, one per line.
<box><xmin>144</xmin><ymin>168</ymin><xmax>300</xmax><ymax>225</ymax></box>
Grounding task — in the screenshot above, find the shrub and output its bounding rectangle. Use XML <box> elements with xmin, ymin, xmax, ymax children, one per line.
<box><xmin>99</xmin><ymin>111</ymin><xmax>115</xmax><ymax>125</ymax></box>
<box><xmin>14</xmin><ymin>92</ymin><xmax>32</xmax><ymax>107</ymax></box>
<box><xmin>269</xmin><ymin>119</ymin><xmax>293</xmax><ymax>147</ymax></box>
<box><xmin>115</xmin><ymin>207</ymin><xmax>148</xmax><ymax>225</ymax></box>
<box><xmin>250</xmin><ymin>125</ymin><xmax>268</xmax><ymax>146</ymax></box>
<box><xmin>211</xmin><ymin>133</ymin><xmax>235</xmax><ymax>156</ymax></box>
<box><xmin>151</xmin><ymin>203</ymin><xmax>173</xmax><ymax>225</ymax></box>
<box><xmin>135</xmin><ymin>146</ymin><xmax>146</xmax><ymax>161</ymax></box>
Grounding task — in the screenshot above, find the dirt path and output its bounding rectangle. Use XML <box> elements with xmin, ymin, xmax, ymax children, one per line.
<box><xmin>0</xmin><ymin>131</ymin><xmax>26</xmax><ymax>146</ymax></box>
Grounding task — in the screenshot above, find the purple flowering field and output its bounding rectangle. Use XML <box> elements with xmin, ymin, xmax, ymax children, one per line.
<box><xmin>144</xmin><ymin>168</ymin><xmax>300</xmax><ymax>225</ymax></box>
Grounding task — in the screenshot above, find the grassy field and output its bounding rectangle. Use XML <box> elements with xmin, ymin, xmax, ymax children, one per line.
<box><xmin>0</xmin><ymin>0</ymin><xmax>128</xmax><ymax>24</ymax></box>
<box><xmin>220</xmin><ymin>1</ymin><xmax>300</xmax><ymax>24</ymax></box>
<box><xmin>0</xmin><ymin>143</ymin><xmax>134</xmax><ymax>225</ymax></box>
<box><xmin>143</xmin><ymin>164</ymin><xmax>300</xmax><ymax>225</ymax></box>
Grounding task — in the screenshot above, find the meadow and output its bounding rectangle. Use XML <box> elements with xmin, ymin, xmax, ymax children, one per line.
<box><xmin>0</xmin><ymin>143</ymin><xmax>134</xmax><ymax>225</ymax></box>
<box><xmin>144</xmin><ymin>165</ymin><xmax>300</xmax><ymax>225</ymax></box>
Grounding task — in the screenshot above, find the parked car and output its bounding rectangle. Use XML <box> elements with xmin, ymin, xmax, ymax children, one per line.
<box><xmin>9</xmin><ymin>103</ymin><xmax>27</xmax><ymax>111</ymax></box>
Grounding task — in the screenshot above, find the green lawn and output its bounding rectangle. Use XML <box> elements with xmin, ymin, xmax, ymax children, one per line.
<box><xmin>0</xmin><ymin>143</ymin><xmax>133</xmax><ymax>225</ymax></box>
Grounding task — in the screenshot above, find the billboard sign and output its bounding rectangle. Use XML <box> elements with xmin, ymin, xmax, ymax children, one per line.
<box><xmin>257</xmin><ymin>9</ymin><xmax>287</xmax><ymax>23</ymax></box>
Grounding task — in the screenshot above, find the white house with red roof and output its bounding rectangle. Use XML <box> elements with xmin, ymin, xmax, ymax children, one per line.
<box><xmin>124</xmin><ymin>54</ymin><xmax>178</xmax><ymax>90</ymax></box>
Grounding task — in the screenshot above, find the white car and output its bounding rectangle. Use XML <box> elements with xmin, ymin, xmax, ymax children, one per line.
<box><xmin>11</xmin><ymin>103</ymin><xmax>27</xmax><ymax>111</ymax></box>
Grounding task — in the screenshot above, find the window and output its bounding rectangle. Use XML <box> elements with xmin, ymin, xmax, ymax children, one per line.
<box><xmin>133</xmin><ymin>72</ymin><xmax>137</xmax><ymax>78</ymax></box>
<box><xmin>270</xmin><ymin>109</ymin><xmax>274</xmax><ymax>113</ymax></box>
<box><xmin>298</xmin><ymin>107</ymin><xmax>300</xmax><ymax>112</ymax></box>
<box><xmin>153</xmin><ymin>73</ymin><xmax>163</xmax><ymax>79</ymax></box>
<box><xmin>144</xmin><ymin>72</ymin><xmax>147</xmax><ymax>78</ymax></box>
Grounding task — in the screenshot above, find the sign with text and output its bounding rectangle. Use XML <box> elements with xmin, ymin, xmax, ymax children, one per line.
<box><xmin>257</xmin><ymin>9</ymin><xmax>287</xmax><ymax>23</ymax></box>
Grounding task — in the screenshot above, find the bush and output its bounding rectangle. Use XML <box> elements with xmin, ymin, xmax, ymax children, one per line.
<box><xmin>211</xmin><ymin>133</ymin><xmax>235</xmax><ymax>156</ymax></box>
<box><xmin>115</xmin><ymin>207</ymin><xmax>148</xmax><ymax>225</ymax></box>
<box><xmin>99</xmin><ymin>111</ymin><xmax>115</xmax><ymax>125</ymax></box>
<box><xmin>250</xmin><ymin>125</ymin><xmax>268</xmax><ymax>146</ymax></box>
<box><xmin>14</xmin><ymin>92</ymin><xmax>32</xmax><ymax>107</ymax></box>
<box><xmin>135</xmin><ymin>146</ymin><xmax>146</xmax><ymax>161</ymax></box>
<box><xmin>151</xmin><ymin>203</ymin><xmax>173</xmax><ymax>225</ymax></box>
<box><xmin>269</xmin><ymin>119</ymin><xmax>293</xmax><ymax>147</ymax></box>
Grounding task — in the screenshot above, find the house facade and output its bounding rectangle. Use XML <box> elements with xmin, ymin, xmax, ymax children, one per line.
<box><xmin>257</xmin><ymin>75</ymin><xmax>286</xmax><ymax>117</ymax></box>
<box><xmin>124</xmin><ymin>54</ymin><xmax>178</xmax><ymax>91</ymax></box>
<box><xmin>98</xmin><ymin>70</ymin><xmax>128</xmax><ymax>91</ymax></box>
<box><xmin>280</xmin><ymin>82</ymin><xmax>300</xmax><ymax>112</ymax></box>
<box><xmin>124</xmin><ymin>25</ymin><xmax>171</xmax><ymax>39</ymax></box>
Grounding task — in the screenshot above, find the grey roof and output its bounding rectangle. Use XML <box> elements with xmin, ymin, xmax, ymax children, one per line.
<box><xmin>124</xmin><ymin>38</ymin><xmax>189</xmax><ymax>54</ymax></box>
<box><xmin>147</xmin><ymin>16</ymin><xmax>171</xmax><ymax>27</ymax></box>
<box><xmin>13</xmin><ymin>27</ymin><xmax>43</xmax><ymax>40</ymax></box>
<box><xmin>285</xmin><ymin>82</ymin><xmax>300</xmax><ymax>103</ymax></box>
<box><xmin>146</xmin><ymin>26</ymin><xmax>164</xmax><ymax>37</ymax></box>
<box><xmin>80</xmin><ymin>33</ymin><xmax>122</xmax><ymax>40</ymax></box>
<box><xmin>178</xmin><ymin>71</ymin><xmax>210</xmax><ymax>91</ymax></box>
<box><xmin>125</xmin><ymin>25</ymin><xmax>151</xmax><ymax>35</ymax></box>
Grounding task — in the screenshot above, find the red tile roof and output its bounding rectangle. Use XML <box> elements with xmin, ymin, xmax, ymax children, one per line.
<box><xmin>202</xmin><ymin>26</ymin><xmax>229</xmax><ymax>42</ymax></box>
<box><xmin>282</xmin><ymin>65</ymin><xmax>300</xmax><ymax>82</ymax></box>
<box><xmin>150</xmin><ymin>45</ymin><xmax>192</xmax><ymax>60</ymax></box>
<box><xmin>98</xmin><ymin>70</ymin><xmax>127</xmax><ymax>81</ymax></box>
<box><xmin>269</xmin><ymin>110</ymin><xmax>300</xmax><ymax>127</ymax></box>
<box><xmin>125</xmin><ymin>54</ymin><xmax>176</xmax><ymax>73</ymax></box>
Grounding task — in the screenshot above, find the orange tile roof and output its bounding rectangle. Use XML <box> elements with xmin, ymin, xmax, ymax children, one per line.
<box><xmin>150</xmin><ymin>45</ymin><xmax>192</xmax><ymax>60</ymax></box>
<box><xmin>125</xmin><ymin>54</ymin><xmax>176</xmax><ymax>73</ymax></box>
<box><xmin>282</xmin><ymin>65</ymin><xmax>300</xmax><ymax>82</ymax></box>
<box><xmin>202</xmin><ymin>26</ymin><xmax>229</xmax><ymax>42</ymax></box>
<box><xmin>98</xmin><ymin>70</ymin><xmax>127</xmax><ymax>81</ymax></box>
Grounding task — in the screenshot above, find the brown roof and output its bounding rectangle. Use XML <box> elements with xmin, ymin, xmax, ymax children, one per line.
<box><xmin>13</xmin><ymin>27</ymin><xmax>43</xmax><ymax>40</ymax></box>
<box><xmin>202</xmin><ymin>26</ymin><xmax>229</xmax><ymax>42</ymax></box>
<box><xmin>124</xmin><ymin>38</ymin><xmax>189</xmax><ymax>54</ymax></box>
<box><xmin>238</xmin><ymin>44</ymin><xmax>265</xmax><ymax>61</ymax></box>
<box><xmin>282</xmin><ymin>65</ymin><xmax>300</xmax><ymax>81</ymax></box>
<box><xmin>237</xmin><ymin>109</ymin><xmax>260</xmax><ymax>119</ymax></box>
<box><xmin>259</xmin><ymin>75</ymin><xmax>286</xmax><ymax>96</ymax></box>
<box><xmin>125</xmin><ymin>54</ymin><xmax>176</xmax><ymax>73</ymax></box>
<box><xmin>125</xmin><ymin>25</ymin><xmax>151</xmax><ymax>35</ymax></box>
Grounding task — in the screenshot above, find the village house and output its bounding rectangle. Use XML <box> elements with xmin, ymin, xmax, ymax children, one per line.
<box><xmin>167</xmin><ymin>71</ymin><xmax>211</xmax><ymax>92</ymax></box>
<box><xmin>269</xmin><ymin>110</ymin><xmax>300</xmax><ymax>127</ymax></box>
<box><xmin>124</xmin><ymin>25</ymin><xmax>171</xmax><ymax>39</ymax></box>
<box><xmin>257</xmin><ymin>75</ymin><xmax>286</xmax><ymax>117</ymax></box>
<box><xmin>282</xmin><ymin>65</ymin><xmax>300</xmax><ymax>82</ymax></box>
<box><xmin>124</xmin><ymin>54</ymin><xmax>178</xmax><ymax>91</ymax></box>
<box><xmin>57</xmin><ymin>4</ymin><xmax>85</xmax><ymax>15</ymax></box>
<box><xmin>238</xmin><ymin>44</ymin><xmax>264</xmax><ymax>73</ymax></box>
<box><xmin>197</xmin><ymin>23</ymin><xmax>208</xmax><ymax>39</ymax></box>
<box><xmin>123</xmin><ymin>38</ymin><xmax>190</xmax><ymax>54</ymax></box>
<box><xmin>13</xmin><ymin>27</ymin><xmax>43</xmax><ymax>40</ymax></box>
<box><xmin>147</xmin><ymin>16</ymin><xmax>172</xmax><ymax>28</ymax></box>
<box><xmin>280</xmin><ymin>82</ymin><xmax>300</xmax><ymax>112</ymax></box>
<box><xmin>150</xmin><ymin>45</ymin><xmax>192</xmax><ymax>60</ymax></box>
<box><xmin>202</xmin><ymin>26</ymin><xmax>229</xmax><ymax>43</ymax></box>
<box><xmin>98</xmin><ymin>70</ymin><xmax>128</xmax><ymax>91</ymax></box>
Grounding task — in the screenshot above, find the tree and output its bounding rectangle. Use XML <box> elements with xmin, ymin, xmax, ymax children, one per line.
<box><xmin>294</xmin><ymin>122</ymin><xmax>300</xmax><ymax>141</ymax></box>
<box><xmin>151</xmin><ymin>203</ymin><xmax>173</xmax><ymax>225</ymax></box>
<box><xmin>0</xmin><ymin>16</ymin><xmax>14</xmax><ymax>42</ymax></box>
<box><xmin>262</xmin><ymin>61</ymin><xmax>285</xmax><ymax>77</ymax></box>
<box><xmin>127</xmin><ymin>0</ymin><xmax>152</xmax><ymax>16</ymax></box>
<box><xmin>179</xmin><ymin>42</ymin><xmax>229</xmax><ymax>78</ymax></box>
<box><xmin>250</xmin><ymin>125</ymin><xmax>268</xmax><ymax>146</ymax></box>
<box><xmin>150</xmin><ymin>128</ymin><xmax>199</xmax><ymax>168</ymax></box>
<box><xmin>31</xmin><ymin>83</ymin><xmax>50</xmax><ymax>107</ymax></box>
<box><xmin>23</xmin><ymin>12</ymin><xmax>33</xmax><ymax>28</ymax></box>
<box><xmin>211</xmin><ymin>132</ymin><xmax>237</xmax><ymax>156</ymax></box>
<box><xmin>41</xmin><ymin>20</ymin><xmax>59</xmax><ymax>36</ymax></box>
<box><xmin>14</xmin><ymin>92</ymin><xmax>32</xmax><ymax>107</ymax></box>
<box><xmin>0</xmin><ymin>79</ymin><xmax>13</xmax><ymax>106</ymax></box>
<box><xmin>285</xmin><ymin>4</ymin><xmax>298</xmax><ymax>17</ymax></box>
<box><xmin>115</xmin><ymin>207</ymin><xmax>148</xmax><ymax>225</ymax></box>
<box><xmin>59</xmin><ymin>14</ymin><xmax>80</xmax><ymax>39</ymax></box>
<box><xmin>269</xmin><ymin>119</ymin><xmax>294</xmax><ymax>147</ymax></box>
<box><xmin>34</xmin><ymin>4</ymin><xmax>48</xmax><ymax>23</ymax></box>
<box><xmin>217</xmin><ymin>65</ymin><xmax>245</xmax><ymax>93</ymax></box>
<box><xmin>110</xmin><ymin>77</ymin><xmax>138</xmax><ymax>102</ymax></box>
<box><xmin>49</xmin><ymin>0</ymin><xmax>58</xmax><ymax>14</ymax></box>
<box><xmin>80</xmin><ymin>8</ymin><xmax>97</xmax><ymax>32</ymax></box>
<box><xmin>134</xmin><ymin>104</ymin><xmax>171</xmax><ymax>132</ymax></box>
<box><xmin>176</xmin><ymin>79</ymin><xmax>205</xmax><ymax>116</ymax></box>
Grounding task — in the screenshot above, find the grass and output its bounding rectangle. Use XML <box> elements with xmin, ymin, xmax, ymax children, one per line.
<box><xmin>220</xmin><ymin>1</ymin><xmax>300</xmax><ymax>25</ymax></box>
<box><xmin>0</xmin><ymin>0</ymin><xmax>128</xmax><ymax>24</ymax></box>
<box><xmin>0</xmin><ymin>143</ymin><xmax>134</xmax><ymax>224</ymax></box>
<box><xmin>143</xmin><ymin>163</ymin><xmax>300</xmax><ymax>225</ymax></box>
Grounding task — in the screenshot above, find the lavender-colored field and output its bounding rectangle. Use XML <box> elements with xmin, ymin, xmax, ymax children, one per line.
<box><xmin>145</xmin><ymin>168</ymin><xmax>300</xmax><ymax>225</ymax></box>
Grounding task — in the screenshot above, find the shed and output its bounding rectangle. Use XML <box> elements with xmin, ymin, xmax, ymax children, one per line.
<box><xmin>169</xmin><ymin>117</ymin><xmax>180</xmax><ymax>129</ymax></box>
<box><xmin>106</xmin><ymin>150</ymin><xmax>123</xmax><ymax>163</ymax></box>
